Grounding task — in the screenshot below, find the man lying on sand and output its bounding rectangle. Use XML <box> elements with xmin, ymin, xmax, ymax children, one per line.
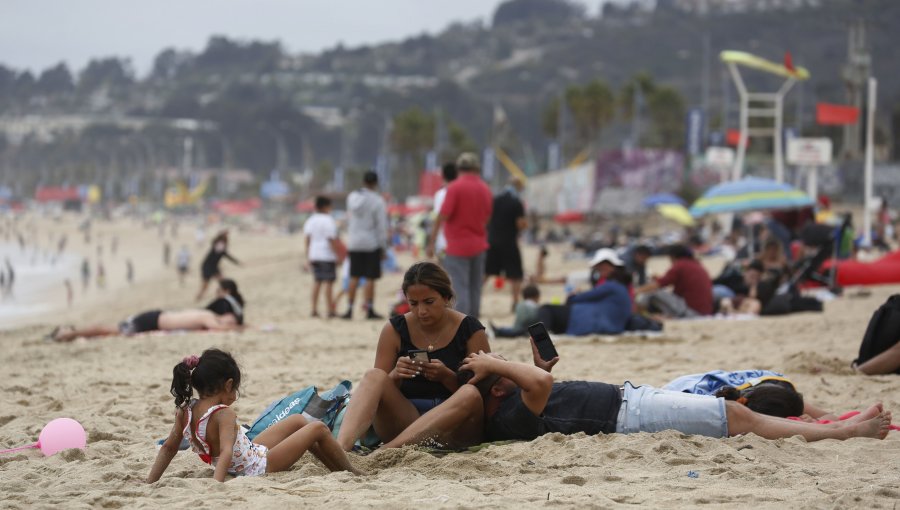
<box><xmin>49</xmin><ymin>279</ymin><xmax>245</xmax><ymax>342</ymax></box>
<box><xmin>380</xmin><ymin>348</ymin><xmax>891</xmax><ymax>449</ymax></box>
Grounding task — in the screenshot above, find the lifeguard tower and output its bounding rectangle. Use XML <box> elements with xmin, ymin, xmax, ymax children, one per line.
<box><xmin>721</xmin><ymin>50</ymin><xmax>810</xmax><ymax>182</ymax></box>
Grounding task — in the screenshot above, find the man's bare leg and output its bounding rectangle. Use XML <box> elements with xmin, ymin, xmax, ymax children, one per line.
<box><xmin>380</xmin><ymin>384</ymin><xmax>484</xmax><ymax>449</ymax></box>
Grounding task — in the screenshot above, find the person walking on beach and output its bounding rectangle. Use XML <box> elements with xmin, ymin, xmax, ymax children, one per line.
<box><xmin>96</xmin><ymin>260</ymin><xmax>106</xmax><ymax>289</ymax></box>
<box><xmin>303</xmin><ymin>195</ymin><xmax>342</xmax><ymax>318</ymax></box>
<box><xmin>484</xmin><ymin>177</ymin><xmax>527</xmax><ymax>311</ymax></box>
<box><xmin>341</xmin><ymin>171</ymin><xmax>388</xmax><ymax>320</ymax></box>
<box><xmin>431</xmin><ymin>161</ymin><xmax>458</xmax><ymax>264</ymax></box>
<box><xmin>427</xmin><ymin>153</ymin><xmax>493</xmax><ymax>318</ymax></box>
<box><xmin>2</xmin><ymin>257</ymin><xmax>13</xmax><ymax>299</ymax></box>
<box><xmin>195</xmin><ymin>231</ymin><xmax>240</xmax><ymax>301</ymax></box>
<box><xmin>176</xmin><ymin>245</ymin><xmax>190</xmax><ymax>286</ymax></box>
<box><xmin>65</xmin><ymin>279</ymin><xmax>73</xmax><ymax>308</ymax></box>
<box><xmin>126</xmin><ymin>259</ymin><xmax>134</xmax><ymax>284</ymax></box>
<box><xmin>81</xmin><ymin>257</ymin><xmax>90</xmax><ymax>292</ymax></box>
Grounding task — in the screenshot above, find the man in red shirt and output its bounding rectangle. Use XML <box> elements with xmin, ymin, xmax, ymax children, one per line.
<box><xmin>427</xmin><ymin>152</ymin><xmax>493</xmax><ymax>318</ymax></box>
<box><xmin>634</xmin><ymin>244</ymin><xmax>713</xmax><ymax>317</ymax></box>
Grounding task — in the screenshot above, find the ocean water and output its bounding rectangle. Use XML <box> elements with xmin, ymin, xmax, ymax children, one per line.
<box><xmin>0</xmin><ymin>242</ymin><xmax>78</xmax><ymax>327</ymax></box>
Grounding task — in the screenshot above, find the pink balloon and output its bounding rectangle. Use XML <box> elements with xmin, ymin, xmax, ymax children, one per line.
<box><xmin>37</xmin><ymin>418</ymin><xmax>86</xmax><ymax>456</ymax></box>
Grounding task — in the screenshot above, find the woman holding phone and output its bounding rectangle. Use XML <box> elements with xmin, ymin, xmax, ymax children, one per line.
<box><xmin>336</xmin><ymin>261</ymin><xmax>491</xmax><ymax>450</ymax></box>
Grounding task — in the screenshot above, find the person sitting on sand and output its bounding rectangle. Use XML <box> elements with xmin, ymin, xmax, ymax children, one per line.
<box><xmin>535</xmin><ymin>265</ymin><xmax>633</xmax><ymax>336</ymax></box>
<box><xmin>635</xmin><ymin>244</ymin><xmax>713</xmax><ymax>318</ymax></box>
<box><xmin>383</xmin><ymin>344</ymin><xmax>891</xmax><ymax>448</ymax></box>
<box><xmin>50</xmin><ymin>279</ymin><xmax>246</xmax><ymax>342</ymax></box>
<box><xmin>148</xmin><ymin>349</ymin><xmax>359</xmax><ymax>482</ymax></box>
<box><xmin>335</xmin><ymin>261</ymin><xmax>491</xmax><ymax>451</ymax></box>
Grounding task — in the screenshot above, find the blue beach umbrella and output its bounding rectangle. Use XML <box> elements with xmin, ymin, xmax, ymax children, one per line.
<box><xmin>689</xmin><ymin>177</ymin><xmax>813</xmax><ymax>217</ymax></box>
<box><xmin>642</xmin><ymin>193</ymin><xmax>685</xmax><ymax>208</ymax></box>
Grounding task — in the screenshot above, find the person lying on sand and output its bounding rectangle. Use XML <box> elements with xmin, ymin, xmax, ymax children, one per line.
<box><xmin>381</xmin><ymin>346</ymin><xmax>891</xmax><ymax>449</ymax></box>
<box><xmin>49</xmin><ymin>279</ymin><xmax>245</xmax><ymax>342</ymax></box>
<box><xmin>662</xmin><ymin>369</ymin><xmax>839</xmax><ymax>421</ymax></box>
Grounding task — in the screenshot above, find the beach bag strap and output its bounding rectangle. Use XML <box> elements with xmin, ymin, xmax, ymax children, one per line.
<box><xmin>854</xmin><ymin>294</ymin><xmax>900</xmax><ymax>372</ymax></box>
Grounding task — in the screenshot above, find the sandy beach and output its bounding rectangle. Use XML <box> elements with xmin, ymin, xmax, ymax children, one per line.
<box><xmin>1</xmin><ymin>213</ymin><xmax>899</xmax><ymax>509</ymax></box>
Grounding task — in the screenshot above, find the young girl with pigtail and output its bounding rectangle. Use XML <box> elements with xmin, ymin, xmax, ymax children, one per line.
<box><xmin>147</xmin><ymin>348</ymin><xmax>360</xmax><ymax>483</ymax></box>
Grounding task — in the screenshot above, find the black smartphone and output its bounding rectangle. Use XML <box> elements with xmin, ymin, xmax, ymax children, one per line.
<box><xmin>527</xmin><ymin>322</ymin><xmax>559</xmax><ymax>361</ymax></box>
<box><xmin>408</xmin><ymin>349</ymin><xmax>431</xmax><ymax>364</ymax></box>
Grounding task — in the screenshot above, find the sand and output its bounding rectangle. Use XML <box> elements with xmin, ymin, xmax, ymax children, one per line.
<box><xmin>1</xmin><ymin>213</ymin><xmax>899</xmax><ymax>509</ymax></box>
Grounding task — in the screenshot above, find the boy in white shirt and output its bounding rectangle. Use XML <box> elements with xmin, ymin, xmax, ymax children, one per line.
<box><xmin>303</xmin><ymin>196</ymin><xmax>342</xmax><ymax>317</ymax></box>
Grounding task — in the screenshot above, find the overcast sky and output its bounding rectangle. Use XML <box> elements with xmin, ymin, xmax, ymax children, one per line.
<box><xmin>2</xmin><ymin>0</ymin><xmax>534</xmax><ymax>76</ymax></box>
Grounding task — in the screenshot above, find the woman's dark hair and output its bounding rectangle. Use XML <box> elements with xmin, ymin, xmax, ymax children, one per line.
<box><xmin>218</xmin><ymin>278</ymin><xmax>244</xmax><ymax>307</ymax></box>
<box><xmin>715</xmin><ymin>383</ymin><xmax>804</xmax><ymax>418</ymax></box>
<box><xmin>608</xmin><ymin>267</ymin><xmax>632</xmax><ymax>286</ymax></box>
<box><xmin>402</xmin><ymin>262</ymin><xmax>454</xmax><ymax>302</ymax></box>
<box><xmin>667</xmin><ymin>244</ymin><xmax>693</xmax><ymax>260</ymax></box>
<box><xmin>171</xmin><ymin>348</ymin><xmax>241</xmax><ymax>408</ymax></box>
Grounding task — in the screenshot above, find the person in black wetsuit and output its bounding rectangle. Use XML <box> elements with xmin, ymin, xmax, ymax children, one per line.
<box><xmin>336</xmin><ymin>261</ymin><xmax>491</xmax><ymax>451</ymax></box>
<box><xmin>195</xmin><ymin>230</ymin><xmax>240</xmax><ymax>301</ymax></box>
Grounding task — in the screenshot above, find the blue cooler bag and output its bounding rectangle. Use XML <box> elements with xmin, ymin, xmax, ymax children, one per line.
<box><xmin>245</xmin><ymin>380</ymin><xmax>352</xmax><ymax>441</ymax></box>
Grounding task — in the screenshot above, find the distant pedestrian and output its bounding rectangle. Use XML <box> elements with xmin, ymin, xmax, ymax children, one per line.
<box><xmin>126</xmin><ymin>258</ymin><xmax>134</xmax><ymax>284</ymax></box>
<box><xmin>4</xmin><ymin>257</ymin><xmax>14</xmax><ymax>299</ymax></box>
<box><xmin>65</xmin><ymin>279</ymin><xmax>73</xmax><ymax>308</ymax></box>
<box><xmin>195</xmin><ymin>231</ymin><xmax>239</xmax><ymax>301</ymax></box>
<box><xmin>303</xmin><ymin>195</ymin><xmax>342</xmax><ymax>318</ymax></box>
<box><xmin>163</xmin><ymin>241</ymin><xmax>171</xmax><ymax>266</ymax></box>
<box><xmin>484</xmin><ymin>177</ymin><xmax>527</xmax><ymax>311</ymax></box>
<box><xmin>427</xmin><ymin>152</ymin><xmax>493</xmax><ymax>318</ymax></box>
<box><xmin>96</xmin><ymin>261</ymin><xmax>106</xmax><ymax>289</ymax></box>
<box><xmin>431</xmin><ymin>161</ymin><xmax>458</xmax><ymax>263</ymax></box>
<box><xmin>341</xmin><ymin>171</ymin><xmax>388</xmax><ymax>320</ymax></box>
<box><xmin>176</xmin><ymin>245</ymin><xmax>190</xmax><ymax>286</ymax></box>
<box><xmin>81</xmin><ymin>258</ymin><xmax>91</xmax><ymax>292</ymax></box>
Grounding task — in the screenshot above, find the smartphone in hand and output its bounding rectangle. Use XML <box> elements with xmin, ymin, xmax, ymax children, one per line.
<box><xmin>408</xmin><ymin>349</ymin><xmax>430</xmax><ymax>364</ymax></box>
<box><xmin>527</xmin><ymin>322</ymin><xmax>559</xmax><ymax>361</ymax></box>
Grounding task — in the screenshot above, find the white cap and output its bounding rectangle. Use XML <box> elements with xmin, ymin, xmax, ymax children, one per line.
<box><xmin>589</xmin><ymin>248</ymin><xmax>624</xmax><ymax>268</ymax></box>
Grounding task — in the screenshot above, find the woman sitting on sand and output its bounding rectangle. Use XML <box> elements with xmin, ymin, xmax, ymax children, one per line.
<box><xmin>335</xmin><ymin>261</ymin><xmax>491</xmax><ymax>450</ymax></box>
<box><xmin>50</xmin><ymin>279</ymin><xmax>245</xmax><ymax>342</ymax></box>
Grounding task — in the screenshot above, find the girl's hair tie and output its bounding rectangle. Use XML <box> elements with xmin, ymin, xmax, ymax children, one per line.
<box><xmin>182</xmin><ymin>355</ymin><xmax>200</xmax><ymax>369</ymax></box>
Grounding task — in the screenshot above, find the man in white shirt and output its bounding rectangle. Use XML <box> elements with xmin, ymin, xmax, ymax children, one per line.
<box><xmin>431</xmin><ymin>161</ymin><xmax>458</xmax><ymax>263</ymax></box>
<box><xmin>342</xmin><ymin>171</ymin><xmax>389</xmax><ymax>320</ymax></box>
<box><xmin>303</xmin><ymin>195</ymin><xmax>341</xmax><ymax>317</ymax></box>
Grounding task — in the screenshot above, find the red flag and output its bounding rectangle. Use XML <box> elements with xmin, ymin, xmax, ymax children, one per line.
<box><xmin>784</xmin><ymin>51</ymin><xmax>794</xmax><ymax>72</ymax></box>
<box><xmin>726</xmin><ymin>129</ymin><xmax>749</xmax><ymax>147</ymax></box>
<box><xmin>816</xmin><ymin>103</ymin><xmax>859</xmax><ymax>125</ymax></box>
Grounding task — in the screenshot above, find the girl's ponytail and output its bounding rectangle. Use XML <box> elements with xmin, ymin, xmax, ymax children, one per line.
<box><xmin>170</xmin><ymin>355</ymin><xmax>199</xmax><ymax>408</ymax></box>
<box><xmin>714</xmin><ymin>386</ymin><xmax>747</xmax><ymax>404</ymax></box>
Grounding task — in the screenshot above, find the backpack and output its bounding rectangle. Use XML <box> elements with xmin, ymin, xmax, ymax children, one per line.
<box><xmin>245</xmin><ymin>381</ymin><xmax>352</xmax><ymax>441</ymax></box>
<box><xmin>854</xmin><ymin>294</ymin><xmax>900</xmax><ymax>373</ymax></box>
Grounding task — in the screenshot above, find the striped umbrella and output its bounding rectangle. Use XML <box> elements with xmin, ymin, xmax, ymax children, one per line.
<box><xmin>690</xmin><ymin>177</ymin><xmax>814</xmax><ymax>217</ymax></box>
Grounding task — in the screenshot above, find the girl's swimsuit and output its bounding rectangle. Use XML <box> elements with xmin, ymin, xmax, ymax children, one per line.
<box><xmin>183</xmin><ymin>400</ymin><xmax>268</xmax><ymax>476</ymax></box>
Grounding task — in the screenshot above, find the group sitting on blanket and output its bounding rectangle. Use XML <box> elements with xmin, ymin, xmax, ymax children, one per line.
<box><xmin>146</xmin><ymin>262</ymin><xmax>894</xmax><ymax>483</ymax></box>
